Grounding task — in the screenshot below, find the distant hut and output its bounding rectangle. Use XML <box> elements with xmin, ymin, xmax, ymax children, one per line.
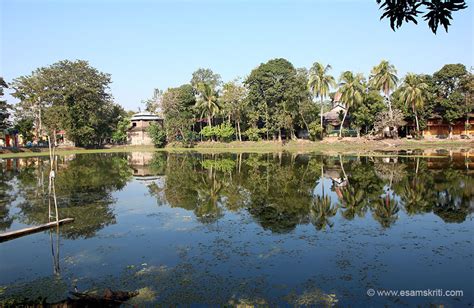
<box><xmin>323</xmin><ymin>92</ymin><xmax>346</xmax><ymax>134</ymax></box>
<box><xmin>127</xmin><ymin>112</ymin><xmax>163</xmax><ymax>145</ymax></box>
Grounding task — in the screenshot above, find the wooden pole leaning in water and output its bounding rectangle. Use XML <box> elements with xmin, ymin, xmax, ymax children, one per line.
<box><xmin>0</xmin><ymin>134</ymin><xmax>75</xmax><ymax>244</ymax></box>
<box><xmin>0</xmin><ymin>218</ymin><xmax>74</xmax><ymax>243</ymax></box>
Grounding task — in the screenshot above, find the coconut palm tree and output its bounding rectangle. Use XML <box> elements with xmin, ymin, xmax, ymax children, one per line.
<box><xmin>195</xmin><ymin>82</ymin><xmax>220</xmax><ymax>128</ymax></box>
<box><xmin>338</xmin><ymin>71</ymin><xmax>365</xmax><ymax>138</ymax></box>
<box><xmin>370</xmin><ymin>60</ymin><xmax>398</xmax><ymax>118</ymax></box>
<box><xmin>399</xmin><ymin>73</ymin><xmax>428</xmax><ymax>134</ymax></box>
<box><xmin>308</xmin><ymin>62</ymin><xmax>336</xmax><ymax>134</ymax></box>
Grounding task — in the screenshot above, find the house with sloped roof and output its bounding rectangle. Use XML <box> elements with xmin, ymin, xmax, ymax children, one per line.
<box><xmin>127</xmin><ymin>112</ymin><xmax>163</xmax><ymax>145</ymax></box>
<box><xmin>323</xmin><ymin>92</ymin><xmax>346</xmax><ymax>129</ymax></box>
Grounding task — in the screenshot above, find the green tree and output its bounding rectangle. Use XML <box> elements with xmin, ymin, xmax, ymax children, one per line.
<box><xmin>399</xmin><ymin>73</ymin><xmax>429</xmax><ymax>134</ymax></box>
<box><xmin>12</xmin><ymin>60</ymin><xmax>121</xmax><ymax>146</ymax></box>
<box><xmin>0</xmin><ymin>77</ymin><xmax>10</xmax><ymax>130</ymax></box>
<box><xmin>370</xmin><ymin>60</ymin><xmax>398</xmax><ymax>119</ymax></box>
<box><xmin>195</xmin><ymin>82</ymin><xmax>220</xmax><ymax>130</ymax></box>
<box><xmin>245</xmin><ymin>58</ymin><xmax>306</xmax><ymax>140</ymax></box>
<box><xmin>190</xmin><ymin>68</ymin><xmax>222</xmax><ymax>91</ymax></box>
<box><xmin>112</xmin><ymin>117</ymin><xmax>131</xmax><ymax>144</ymax></box>
<box><xmin>148</xmin><ymin>122</ymin><xmax>167</xmax><ymax>147</ymax></box>
<box><xmin>162</xmin><ymin>84</ymin><xmax>196</xmax><ymax>143</ymax></box>
<box><xmin>221</xmin><ymin>79</ymin><xmax>248</xmax><ymax>141</ymax></box>
<box><xmin>351</xmin><ymin>89</ymin><xmax>386</xmax><ymax>136</ymax></box>
<box><xmin>14</xmin><ymin>117</ymin><xmax>35</xmax><ymax>143</ymax></box>
<box><xmin>143</xmin><ymin>88</ymin><xmax>163</xmax><ymax>116</ymax></box>
<box><xmin>308</xmin><ymin>62</ymin><xmax>336</xmax><ymax>134</ymax></box>
<box><xmin>433</xmin><ymin>63</ymin><xmax>470</xmax><ymax>138</ymax></box>
<box><xmin>11</xmin><ymin>72</ymin><xmax>47</xmax><ymax>140</ymax></box>
<box><xmin>338</xmin><ymin>71</ymin><xmax>365</xmax><ymax>137</ymax></box>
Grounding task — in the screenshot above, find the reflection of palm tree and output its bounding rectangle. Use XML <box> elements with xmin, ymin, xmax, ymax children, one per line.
<box><xmin>400</xmin><ymin>181</ymin><xmax>431</xmax><ymax>215</ymax></box>
<box><xmin>310</xmin><ymin>195</ymin><xmax>338</xmax><ymax>230</ymax></box>
<box><xmin>339</xmin><ymin>185</ymin><xmax>365</xmax><ymax>220</ymax></box>
<box><xmin>195</xmin><ymin>169</ymin><xmax>224</xmax><ymax>223</ymax></box>
<box><xmin>373</xmin><ymin>194</ymin><xmax>399</xmax><ymax>228</ymax></box>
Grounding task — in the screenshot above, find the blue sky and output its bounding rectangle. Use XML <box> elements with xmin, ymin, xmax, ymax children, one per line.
<box><xmin>1</xmin><ymin>0</ymin><xmax>472</xmax><ymax>111</ymax></box>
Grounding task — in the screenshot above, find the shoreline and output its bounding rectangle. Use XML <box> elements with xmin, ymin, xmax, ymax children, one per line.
<box><xmin>1</xmin><ymin>139</ymin><xmax>473</xmax><ymax>158</ymax></box>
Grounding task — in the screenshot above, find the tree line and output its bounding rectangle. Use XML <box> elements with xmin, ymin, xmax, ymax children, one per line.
<box><xmin>145</xmin><ymin>59</ymin><xmax>472</xmax><ymax>146</ymax></box>
<box><xmin>1</xmin><ymin>60</ymin><xmax>126</xmax><ymax>147</ymax></box>
<box><xmin>0</xmin><ymin>59</ymin><xmax>472</xmax><ymax>147</ymax></box>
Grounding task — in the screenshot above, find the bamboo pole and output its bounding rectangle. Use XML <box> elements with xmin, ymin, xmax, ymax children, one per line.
<box><xmin>0</xmin><ymin>218</ymin><xmax>74</xmax><ymax>243</ymax></box>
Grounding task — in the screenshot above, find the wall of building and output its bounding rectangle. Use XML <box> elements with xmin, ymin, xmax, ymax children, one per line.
<box><xmin>128</xmin><ymin>130</ymin><xmax>154</xmax><ymax>145</ymax></box>
<box><xmin>423</xmin><ymin>118</ymin><xmax>474</xmax><ymax>136</ymax></box>
<box><xmin>127</xmin><ymin>119</ymin><xmax>163</xmax><ymax>146</ymax></box>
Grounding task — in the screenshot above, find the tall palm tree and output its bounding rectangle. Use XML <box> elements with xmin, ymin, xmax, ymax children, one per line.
<box><xmin>399</xmin><ymin>73</ymin><xmax>428</xmax><ymax>134</ymax></box>
<box><xmin>338</xmin><ymin>71</ymin><xmax>365</xmax><ymax>138</ymax></box>
<box><xmin>370</xmin><ymin>60</ymin><xmax>398</xmax><ymax>118</ymax></box>
<box><xmin>308</xmin><ymin>62</ymin><xmax>336</xmax><ymax>133</ymax></box>
<box><xmin>195</xmin><ymin>82</ymin><xmax>220</xmax><ymax>128</ymax></box>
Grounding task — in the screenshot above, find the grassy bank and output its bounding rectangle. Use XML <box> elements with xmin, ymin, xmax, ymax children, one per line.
<box><xmin>1</xmin><ymin>139</ymin><xmax>473</xmax><ymax>159</ymax></box>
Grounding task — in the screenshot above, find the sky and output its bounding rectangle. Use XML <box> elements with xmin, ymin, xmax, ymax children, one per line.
<box><xmin>1</xmin><ymin>0</ymin><xmax>473</xmax><ymax>111</ymax></box>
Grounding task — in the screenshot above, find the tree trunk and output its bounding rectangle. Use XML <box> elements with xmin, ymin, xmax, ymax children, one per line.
<box><xmin>320</xmin><ymin>96</ymin><xmax>324</xmax><ymax>133</ymax></box>
<box><xmin>385</xmin><ymin>90</ymin><xmax>393</xmax><ymax>120</ymax></box>
<box><xmin>449</xmin><ymin>124</ymin><xmax>453</xmax><ymax>139</ymax></box>
<box><xmin>300</xmin><ymin>110</ymin><xmax>309</xmax><ymax>137</ymax></box>
<box><xmin>412</xmin><ymin>102</ymin><xmax>420</xmax><ymax>134</ymax></box>
<box><xmin>38</xmin><ymin>102</ymin><xmax>43</xmax><ymax>141</ymax></box>
<box><xmin>465</xmin><ymin>116</ymin><xmax>469</xmax><ymax>136</ymax></box>
<box><xmin>237</xmin><ymin>121</ymin><xmax>242</xmax><ymax>141</ymax></box>
<box><xmin>278</xmin><ymin>129</ymin><xmax>282</xmax><ymax>142</ymax></box>
<box><xmin>339</xmin><ymin>108</ymin><xmax>348</xmax><ymax>138</ymax></box>
<box><xmin>415</xmin><ymin>113</ymin><xmax>420</xmax><ymax>134</ymax></box>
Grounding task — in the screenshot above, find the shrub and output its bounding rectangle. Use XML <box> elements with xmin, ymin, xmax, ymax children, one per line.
<box><xmin>308</xmin><ymin>121</ymin><xmax>323</xmax><ymax>140</ymax></box>
<box><xmin>215</xmin><ymin>123</ymin><xmax>235</xmax><ymax>142</ymax></box>
<box><xmin>244</xmin><ymin>127</ymin><xmax>262</xmax><ymax>141</ymax></box>
<box><xmin>147</xmin><ymin>122</ymin><xmax>167</xmax><ymax>148</ymax></box>
<box><xmin>200</xmin><ymin>126</ymin><xmax>215</xmax><ymax>141</ymax></box>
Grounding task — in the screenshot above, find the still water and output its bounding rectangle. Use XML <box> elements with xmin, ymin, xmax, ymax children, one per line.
<box><xmin>0</xmin><ymin>151</ymin><xmax>472</xmax><ymax>306</ymax></box>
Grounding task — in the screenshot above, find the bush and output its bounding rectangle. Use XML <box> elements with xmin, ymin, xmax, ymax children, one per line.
<box><xmin>244</xmin><ymin>127</ymin><xmax>262</xmax><ymax>141</ymax></box>
<box><xmin>200</xmin><ymin>126</ymin><xmax>215</xmax><ymax>141</ymax></box>
<box><xmin>215</xmin><ymin>123</ymin><xmax>235</xmax><ymax>142</ymax></box>
<box><xmin>200</xmin><ymin>123</ymin><xmax>235</xmax><ymax>142</ymax></box>
<box><xmin>147</xmin><ymin>122</ymin><xmax>167</xmax><ymax>148</ymax></box>
<box><xmin>308</xmin><ymin>121</ymin><xmax>323</xmax><ymax>140</ymax></box>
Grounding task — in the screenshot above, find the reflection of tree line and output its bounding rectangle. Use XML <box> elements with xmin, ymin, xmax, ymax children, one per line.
<box><xmin>0</xmin><ymin>152</ymin><xmax>471</xmax><ymax>237</ymax></box>
<box><xmin>148</xmin><ymin>153</ymin><xmax>473</xmax><ymax>231</ymax></box>
<box><xmin>0</xmin><ymin>154</ymin><xmax>133</xmax><ymax>238</ymax></box>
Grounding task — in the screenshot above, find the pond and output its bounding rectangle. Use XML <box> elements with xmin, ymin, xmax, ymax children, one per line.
<box><xmin>0</xmin><ymin>151</ymin><xmax>472</xmax><ymax>306</ymax></box>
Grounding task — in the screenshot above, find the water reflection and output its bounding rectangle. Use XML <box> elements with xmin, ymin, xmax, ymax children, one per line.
<box><xmin>0</xmin><ymin>151</ymin><xmax>473</xmax><ymax>305</ymax></box>
<box><xmin>146</xmin><ymin>152</ymin><xmax>472</xmax><ymax>229</ymax></box>
<box><xmin>0</xmin><ymin>152</ymin><xmax>473</xmax><ymax>236</ymax></box>
<box><xmin>0</xmin><ymin>154</ymin><xmax>133</xmax><ymax>237</ymax></box>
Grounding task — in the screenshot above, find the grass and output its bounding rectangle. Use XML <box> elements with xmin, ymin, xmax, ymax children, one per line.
<box><xmin>1</xmin><ymin>139</ymin><xmax>472</xmax><ymax>159</ymax></box>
